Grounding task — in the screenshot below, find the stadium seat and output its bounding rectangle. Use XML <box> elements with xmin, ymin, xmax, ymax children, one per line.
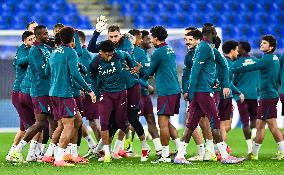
<box><xmin>207</xmin><ymin>1</ymin><xmax>225</xmax><ymax>13</ymax></box>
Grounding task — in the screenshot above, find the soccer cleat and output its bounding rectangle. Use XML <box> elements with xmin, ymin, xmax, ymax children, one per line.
<box><xmin>126</xmin><ymin>150</ymin><xmax>134</xmax><ymax>157</ymax></box>
<box><xmin>5</xmin><ymin>154</ymin><xmax>12</xmax><ymax>162</ymax></box>
<box><xmin>104</xmin><ymin>154</ymin><xmax>112</xmax><ymax>163</ymax></box>
<box><xmin>71</xmin><ymin>156</ymin><xmax>89</xmax><ymax>164</ymax></box>
<box><xmin>226</xmin><ymin>146</ymin><xmax>232</xmax><ymax>154</ymax></box>
<box><xmin>275</xmin><ymin>151</ymin><xmax>284</xmax><ymax>160</ymax></box>
<box><xmin>26</xmin><ymin>154</ymin><xmax>37</xmax><ymax>162</ymax></box>
<box><xmin>112</xmin><ymin>153</ymin><xmax>122</xmax><ymax>159</ymax></box>
<box><xmin>151</xmin><ymin>156</ymin><xmax>171</xmax><ymax>164</ymax></box>
<box><xmin>141</xmin><ymin>149</ymin><xmax>150</xmax><ymax>162</ymax></box>
<box><xmin>118</xmin><ymin>148</ymin><xmax>128</xmax><ymax>158</ymax></box>
<box><xmin>83</xmin><ymin>148</ymin><xmax>95</xmax><ymax>158</ymax></box>
<box><xmin>11</xmin><ymin>151</ymin><xmax>24</xmax><ymax>163</ymax></box>
<box><xmin>204</xmin><ymin>147</ymin><xmax>218</xmax><ymax>161</ymax></box>
<box><xmin>174</xmin><ymin>157</ymin><xmax>191</xmax><ymax>164</ymax></box>
<box><xmin>53</xmin><ymin>160</ymin><xmax>75</xmax><ymax>167</ymax></box>
<box><xmin>155</xmin><ymin>150</ymin><xmax>162</xmax><ymax>157</ymax></box>
<box><xmin>221</xmin><ymin>156</ymin><xmax>245</xmax><ymax>164</ymax></box>
<box><xmin>41</xmin><ymin>155</ymin><xmax>55</xmax><ymax>163</ymax></box>
<box><xmin>217</xmin><ymin>153</ymin><xmax>222</xmax><ymax>161</ymax></box>
<box><xmin>247</xmin><ymin>153</ymin><xmax>258</xmax><ymax>160</ymax></box>
<box><xmin>187</xmin><ymin>155</ymin><xmax>203</xmax><ymax>161</ymax></box>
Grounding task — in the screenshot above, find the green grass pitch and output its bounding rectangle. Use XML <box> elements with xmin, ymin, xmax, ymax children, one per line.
<box><xmin>0</xmin><ymin>129</ymin><xmax>284</xmax><ymax>175</ymax></box>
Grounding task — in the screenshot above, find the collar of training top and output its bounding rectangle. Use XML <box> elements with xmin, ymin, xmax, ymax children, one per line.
<box><xmin>202</xmin><ymin>38</ymin><xmax>211</xmax><ymax>43</ymax></box>
<box><xmin>61</xmin><ymin>44</ymin><xmax>72</xmax><ymax>48</ymax></box>
<box><xmin>156</xmin><ymin>42</ymin><xmax>168</xmax><ymax>48</ymax></box>
<box><xmin>33</xmin><ymin>41</ymin><xmax>41</xmax><ymax>46</ymax></box>
<box><xmin>239</xmin><ymin>54</ymin><xmax>250</xmax><ymax>57</ymax></box>
<box><xmin>82</xmin><ymin>45</ymin><xmax>87</xmax><ymax>48</ymax></box>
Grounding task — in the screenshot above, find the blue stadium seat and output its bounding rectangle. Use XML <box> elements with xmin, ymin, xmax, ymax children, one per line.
<box><xmin>238</xmin><ymin>13</ymin><xmax>255</xmax><ymax>24</ymax></box>
<box><xmin>251</xmin><ymin>25</ymin><xmax>268</xmax><ymax>36</ymax></box>
<box><xmin>271</xmin><ymin>14</ymin><xmax>284</xmax><ymax>24</ymax></box>
<box><xmin>268</xmin><ymin>25</ymin><xmax>284</xmax><ymax>36</ymax></box>
<box><xmin>221</xmin><ymin>12</ymin><xmax>239</xmax><ymax>25</ymax></box>
<box><xmin>223</xmin><ymin>1</ymin><xmax>240</xmax><ymax>12</ymax></box>
<box><xmin>236</xmin><ymin>24</ymin><xmax>253</xmax><ymax>39</ymax></box>
<box><xmin>239</xmin><ymin>2</ymin><xmax>257</xmax><ymax>12</ymax></box>
<box><xmin>249</xmin><ymin>37</ymin><xmax>261</xmax><ymax>49</ymax></box>
<box><xmin>205</xmin><ymin>13</ymin><xmax>223</xmax><ymax>26</ymax></box>
<box><xmin>207</xmin><ymin>1</ymin><xmax>225</xmax><ymax>13</ymax></box>
<box><xmin>190</xmin><ymin>2</ymin><xmax>208</xmax><ymax>12</ymax></box>
<box><xmin>254</xmin><ymin>13</ymin><xmax>271</xmax><ymax>25</ymax></box>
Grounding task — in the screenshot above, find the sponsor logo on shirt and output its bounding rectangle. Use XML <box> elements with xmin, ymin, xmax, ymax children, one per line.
<box><xmin>166</xmin><ymin>48</ymin><xmax>175</xmax><ymax>55</ymax></box>
<box><xmin>273</xmin><ymin>55</ymin><xmax>278</xmax><ymax>61</ymax></box>
<box><xmin>242</xmin><ymin>59</ymin><xmax>256</xmax><ymax>66</ymax></box>
<box><xmin>98</xmin><ymin>64</ymin><xmax>117</xmax><ymax>76</ymax></box>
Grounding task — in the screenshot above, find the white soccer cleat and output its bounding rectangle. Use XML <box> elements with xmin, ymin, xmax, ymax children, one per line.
<box><xmin>187</xmin><ymin>155</ymin><xmax>203</xmax><ymax>161</ymax></box>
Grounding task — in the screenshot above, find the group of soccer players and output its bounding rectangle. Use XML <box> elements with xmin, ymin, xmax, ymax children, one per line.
<box><xmin>5</xmin><ymin>15</ymin><xmax>284</xmax><ymax>166</ymax></box>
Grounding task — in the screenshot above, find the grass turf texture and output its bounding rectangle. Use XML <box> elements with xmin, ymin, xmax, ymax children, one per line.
<box><xmin>0</xmin><ymin>129</ymin><xmax>284</xmax><ymax>175</ymax></box>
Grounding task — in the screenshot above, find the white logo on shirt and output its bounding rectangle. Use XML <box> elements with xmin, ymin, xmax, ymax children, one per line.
<box><xmin>242</xmin><ymin>59</ymin><xmax>256</xmax><ymax>66</ymax></box>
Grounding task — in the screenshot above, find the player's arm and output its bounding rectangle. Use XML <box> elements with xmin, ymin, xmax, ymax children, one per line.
<box><xmin>182</xmin><ymin>55</ymin><xmax>192</xmax><ymax>94</ymax></box>
<box><xmin>214</xmin><ymin>49</ymin><xmax>229</xmax><ymax>88</ymax></box>
<box><xmin>231</xmin><ymin>57</ymin><xmax>270</xmax><ymax>74</ymax></box>
<box><xmin>74</xmin><ymin>31</ymin><xmax>83</xmax><ymax>57</ymax></box>
<box><xmin>68</xmin><ymin>50</ymin><xmax>92</xmax><ymax>92</ymax></box>
<box><xmin>16</xmin><ymin>47</ymin><xmax>30</xmax><ymax>66</ymax></box>
<box><xmin>141</xmin><ymin>51</ymin><xmax>161</xmax><ymax>80</ymax></box>
<box><xmin>29</xmin><ymin>48</ymin><xmax>48</xmax><ymax>79</ymax></box>
<box><xmin>87</xmin><ymin>31</ymin><xmax>101</xmax><ymax>53</ymax></box>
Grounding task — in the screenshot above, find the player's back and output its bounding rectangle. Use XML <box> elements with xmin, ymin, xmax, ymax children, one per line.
<box><xmin>259</xmin><ymin>54</ymin><xmax>279</xmax><ymax>99</ymax></box>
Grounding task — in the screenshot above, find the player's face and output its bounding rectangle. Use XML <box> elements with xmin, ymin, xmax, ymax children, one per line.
<box><xmin>231</xmin><ymin>46</ymin><xmax>239</xmax><ymax>59</ymax></box>
<box><xmin>108</xmin><ymin>31</ymin><xmax>121</xmax><ymax>44</ymax></box>
<box><xmin>24</xmin><ymin>34</ymin><xmax>36</xmax><ymax>47</ymax></box>
<box><xmin>28</xmin><ymin>22</ymin><xmax>38</xmax><ymax>32</ymax></box>
<box><xmin>141</xmin><ymin>35</ymin><xmax>152</xmax><ymax>49</ymax></box>
<box><xmin>260</xmin><ymin>40</ymin><xmax>273</xmax><ymax>53</ymax></box>
<box><xmin>238</xmin><ymin>44</ymin><xmax>245</xmax><ymax>56</ymax></box>
<box><xmin>135</xmin><ymin>34</ymin><xmax>143</xmax><ymax>46</ymax></box>
<box><xmin>151</xmin><ymin>35</ymin><xmax>158</xmax><ymax>47</ymax></box>
<box><xmin>38</xmin><ymin>28</ymin><xmax>49</xmax><ymax>43</ymax></box>
<box><xmin>184</xmin><ymin>35</ymin><xmax>198</xmax><ymax>49</ymax></box>
<box><xmin>100</xmin><ymin>51</ymin><xmax>114</xmax><ymax>62</ymax></box>
<box><xmin>53</xmin><ymin>27</ymin><xmax>63</xmax><ymax>35</ymax></box>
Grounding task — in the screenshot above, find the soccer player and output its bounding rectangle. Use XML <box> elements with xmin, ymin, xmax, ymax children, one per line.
<box><xmin>11</xmin><ymin>25</ymin><xmax>57</xmax><ymax>162</ymax></box>
<box><xmin>128</xmin><ymin>29</ymin><xmax>162</xmax><ymax>156</ymax></box>
<box><xmin>88</xmin><ymin>22</ymin><xmax>151</xmax><ymax>161</ymax></box>
<box><xmin>279</xmin><ymin>54</ymin><xmax>284</xmax><ymax>118</ymax></box>
<box><xmin>6</xmin><ymin>31</ymin><xmax>36</xmax><ymax>161</ymax></box>
<box><xmin>77</xmin><ymin>30</ymin><xmax>101</xmax><ymax>158</ymax></box>
<box><xmin>53</xmin><ymin>23</ymin><xmax>64</xmax><ymax>35</ymax></box>
<box><xmin>182</xmin><ymin>27</ymin><xmax>206</xmax><ymax>161</ymax></box>
<box><xmin>174</xmin><ymin>29</ymin><xmax>244</xmax><ymax>164</ymax></box>
<box><xmin>27</xmin><ymin>21</ymin><xmax>38</xmax><ymax>32</ymax></box>
<box><xmin>46</xmin><ymin>27</ymin><xmax>96</xmax><ymax>166</ymax></box>
<box><xmin>232</xmin><ymin>41</ymin><xmax>258</xmax><ymax>154</ymax></box>
<box><xmin>231</xmin><ymin>35</ymin><xmax>284</xmax><ymax>160</ymax></box>
<box><xmin>220</xmin><ymin>40</ymin><xmax>244</xmax><ymax>142</ymax></box>
<box><xmin>140</xmin><ymin>26</ymin><xmax>181</xmax><ymax>163</ymax></box>
<box><xmin>89</xmin><ymin>40</ymin><xmax>141</xmax><ymax>162</ymax></box>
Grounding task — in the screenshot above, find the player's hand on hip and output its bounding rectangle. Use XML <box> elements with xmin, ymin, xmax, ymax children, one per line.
<box><xmin>223</xmin><ymin>88</ymin><xmax>230</xmax><ymax>98</ymax></box>
<box><xmin>88</xmin><ymin>91</ymin><xmax>96</xmax><ymax>103</ymax></box>
<box><xmin>239</xmin><ymin>93</ymin><xmax>245</xmax><ymax>103</ymax></box>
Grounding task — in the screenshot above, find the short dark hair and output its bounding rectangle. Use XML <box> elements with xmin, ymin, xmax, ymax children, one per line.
<box><xmin>262</xmin><ymin>35</ymin><xmax>277</xmax><ymax>53</ymax></box>
<box><xmin>186</xmin><ymin>29</ymin><xmax>203</xmax><ymax>40</ymax></box>
<box><xmin>108</xmin><ymin>25</ymin><xmax>120</xmax><ymax>33</ymax></box>
<box><xmin>212</xmin><ymin>36</ymin><xmax>221</xmax><ymax>49</ymax></box>
<box><xmin>59</xmin><ymin>27</ymin><xmax>75</xmax><ymax>44</ymax></box>
<box><xmin>239</xmin><ymin>41</ymin><xmax>251</xmax><ymax>53</ymax></box>
<box><xmin>202</xmin><ymin>23</ymin><xmax>217</xmax><ymax>36</ymax></box>
<box><xmin>99</xmin><ymin>40</ymin><xmax>115</xmax><ymax>52</ymax></box>
<box><xmin>34</xmin><ymin>25</ymin><xmax>47</xmax><ymax>37</ymax></box>
<box><xmin>26</xmin><ymin>21</ymin><xmax>36</xmax><ymax>30</ymax></box>
<box><xmin>128</xmin><ymin>29</ymin><xmax>141</xmax><ymax>37</ymax></box>
<box><xmin>22</xmin><ymin>31</ymin><xmax>34</xmax><ymax>42</ymax></box>
<box><xmin>54</xmin><ymin>33</ymin><xmax>62</xmax><ymax>46</ymax></box>
<box><xmin>53</xmin><ymin>23</ymin><xmax>64</xmax><ymax>30</ymax></box>
<box><xmin>150</xmin><ymin>26</ymin><xmax>168</xmax><ymax>41</ymax></box>
<box><xmin>185</xmin><ymin>26</ymin><xmax>197</xmax><ymax>31</ymax></box>
<box><xmin>77</xmin><ymin>30</ymin><xmax>86</xmax><ymax>43</ymax></box>
<box><xmin>222</xmin><ymin>40</ymin><xmax>239</xmax><ymax>54</ymax></box>
<box><xmin>141</xmin><ymin>30</ymin><xmax>149</xmax><ymax>38</ymax></box>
